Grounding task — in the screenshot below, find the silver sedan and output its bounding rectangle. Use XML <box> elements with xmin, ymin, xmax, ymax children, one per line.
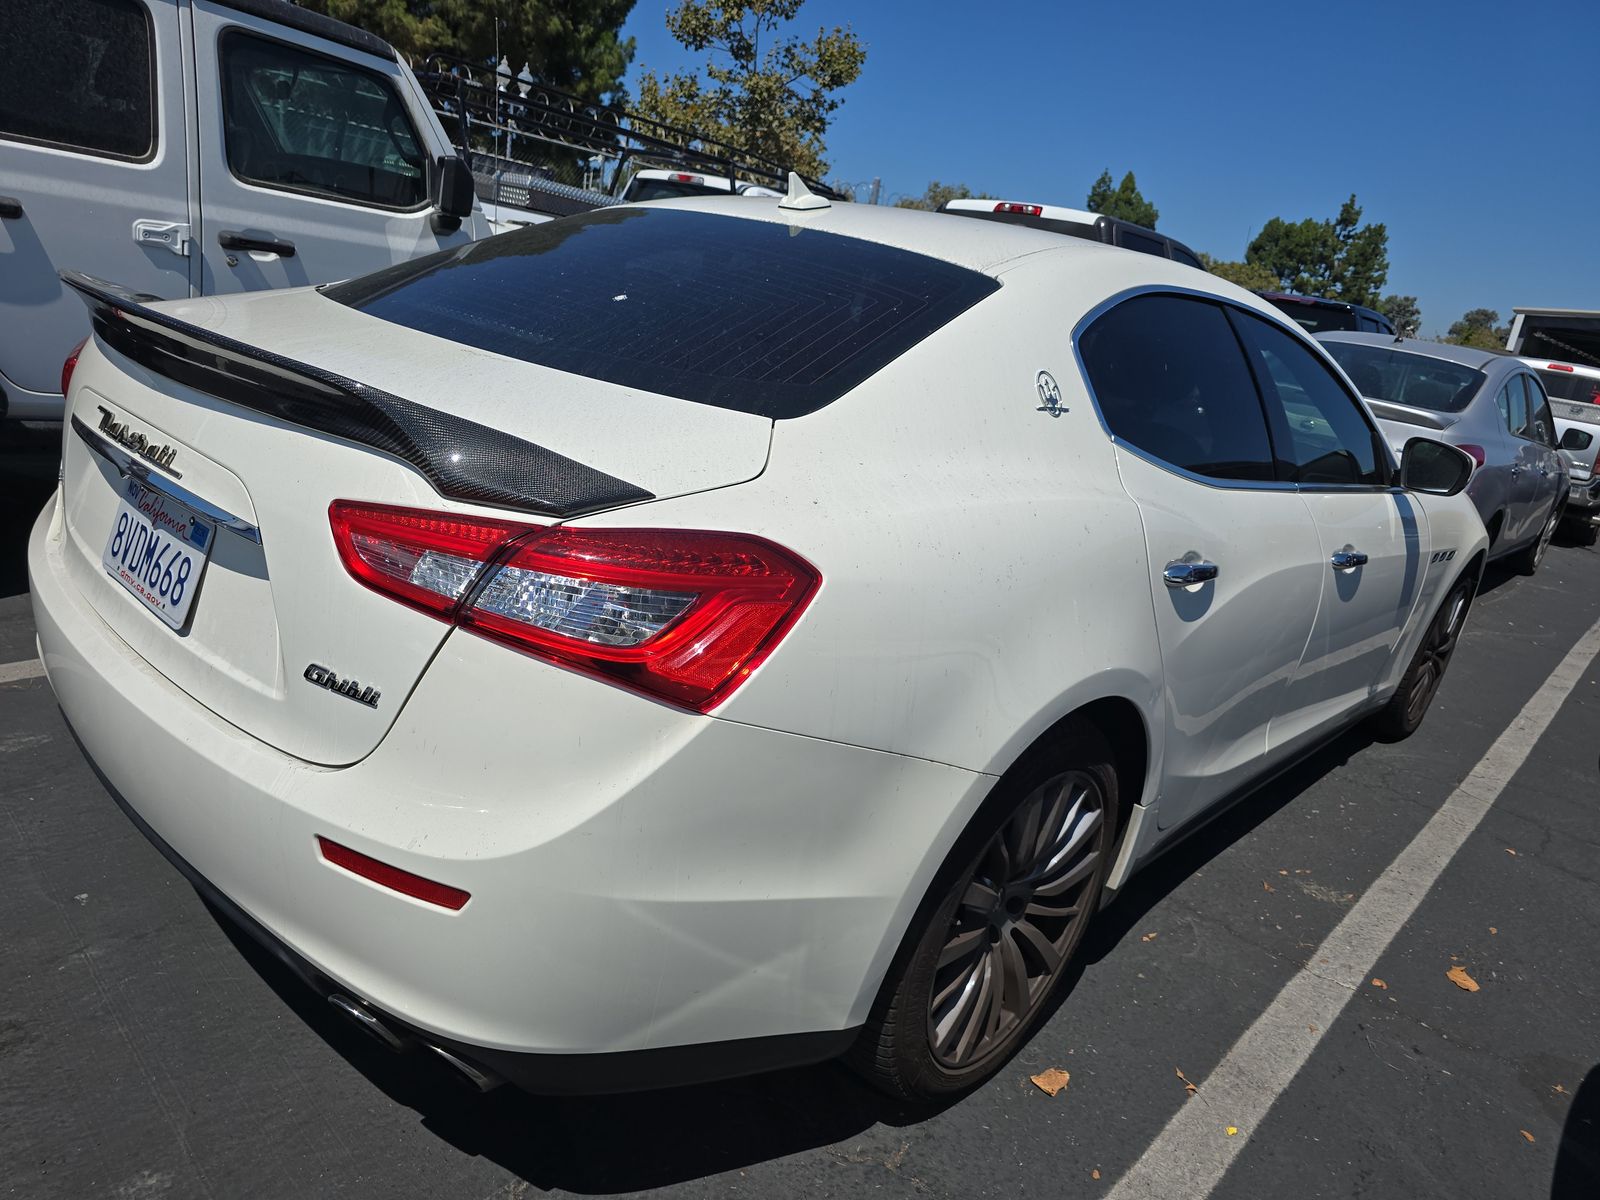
<box><xmin>1320</xmin><ymin>333</ymin><xmax>1568</xmax><ymax>573</ymax></box>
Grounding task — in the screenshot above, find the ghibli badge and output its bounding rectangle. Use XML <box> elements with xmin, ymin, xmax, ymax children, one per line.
<box><xmin>304</xmin><ymin>663</ymin><xmax>380</xmax><ymax>708</ymax></box>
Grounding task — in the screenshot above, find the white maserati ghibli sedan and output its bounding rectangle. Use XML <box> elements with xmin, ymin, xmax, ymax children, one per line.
<box><xmin>30</xmin><ymin>190</ymin><xmax>1487</xmax><ymax>1101</ymax></box>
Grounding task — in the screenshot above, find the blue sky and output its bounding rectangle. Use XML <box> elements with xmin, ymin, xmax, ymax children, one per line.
<box><xmin>621</xmin><ymin>0</ymin><xmax>1600</xmax><ymax>336</ymax></box>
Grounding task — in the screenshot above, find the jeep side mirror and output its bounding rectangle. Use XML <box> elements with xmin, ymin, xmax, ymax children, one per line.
<box><xmin>429</xmin><ymin>156</ymin><xmax>475</xmax><ymax>233</ymax></box>
<box><xmin>1399</xmin><ymin>437</ymin><xmax>1475</xmax><ymax>497</ymax></box>
<box><xmin>1561</xmin><ymin>427</ymin><xmax>1593</xmax><ymax>452</ymax></box>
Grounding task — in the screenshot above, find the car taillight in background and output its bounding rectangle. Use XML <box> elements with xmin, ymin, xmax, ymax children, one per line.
<box><xmin>670</xmin><ymin>173</ymin><xmax>705</xmax><ymax>185</ymax></box>
<box><xmin>328</xmin><ymin>502</ymin><xmax>820</xmax><ymax>712</ymax></box>
<box><xmin>1457</xmin><ymin>444</ymin><xmax>1487</xmax><ymax>470</ymax></box>
<box><xmin>61</xmin><ymin>337</ymin><xmax>89</xmax><ymax>397</ymax></box>
<box><xmin>994</xmin><ymin>202</ymin><xmax>1044</xmax><ymax>217</ymax></box>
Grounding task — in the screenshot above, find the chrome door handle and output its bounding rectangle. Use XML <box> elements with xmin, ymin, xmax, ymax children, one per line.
<box><xmin>1510</xmin><ymin>464</ymin><xmax>1521</xmax><ymax>476</ymax></box>
<box><xmin>1163</xmin><ymin>559</ymin><xmax>1219</xmax><ymax>588</ymax></box>
<box><xmin>1330</xmin><ymin>549</ymin><xmax>1369</xmax><ymax>572</ymax></box>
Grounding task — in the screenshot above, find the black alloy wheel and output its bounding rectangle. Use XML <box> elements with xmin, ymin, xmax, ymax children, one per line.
<box><xmin>852</xmin><ymin>724</ymin><xmax>1117</xmax><ymax>1101</ymax></box>
<box><xmin>1371</xmin><ymin>574</ymin><xmax>1474</xmax><ymax>741</ymax></box>
<box><xmin>928</xmin><ymin>771</ymin><xmax>1103</xmax><ymax>1068</ymax></box>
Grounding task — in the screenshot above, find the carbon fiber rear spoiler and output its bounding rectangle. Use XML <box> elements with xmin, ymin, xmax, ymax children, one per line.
<box><xmin>60</xmin><ymin>270</ymin><xmax>653</xmax><ymax>518</ymax></box>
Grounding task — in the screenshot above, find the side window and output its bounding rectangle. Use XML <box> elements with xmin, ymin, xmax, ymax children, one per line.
<box><xmin>0</xmin><ymin>0</ymin><xmax>154</xmax><ymax>160</ymax></box>
<box><xmin>219</xmin><ymin>33</ymin><xmax>427</xmax><ymax>210</ymax></box>
<box><xmin>1524</xmin><ymin>376</ymin><xmax>1556</xmax><ymax>446</ymax></box>
<box><xmin>1231</xmin><ymin>311</ymin><xmax>1385</xmax><ymax>485</ymax></box>
<box><xmin>1078</xmin><ymin>294</ymin><xmax>1275</xmax><ymax>482</ymax></box>
<box><xmin>1500</xmin><ymin>378</ymin><xmax>1530</xmax><ymax>437</ymax></box>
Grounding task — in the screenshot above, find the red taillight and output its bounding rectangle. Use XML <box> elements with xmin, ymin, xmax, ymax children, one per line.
<box><xmin>670</xmin><ymin>173</ymin><xmax>705</xmax><ymax>185</ymax></box>
<box><xmin>317</xmin><ymin>837</ymin><xmax>470</xmax><ymax>910</ymax></box>
<box><xmin>994</xmin><ymin>202</ymin><xmax>1044</xmax><ymax>217</ymax></box>
<box><xmin>61</xmin><ymin>336</ymin><xmax>89</xmax><ymax>397</ymax></box>
<box><xmin>1547</xmin><ymin>363</ymin><xmax>1574</xmax><ymax>372</ymax></box>
<box><xmin>328</xmin><ymin>503</ymin><xmax>820</xmax><ymax>712</ymax></box>
<box><xmin>328</xmin><ymin>501</ymin><xmax>535</xmax><ymax>618</ymax></box>
<box><xmin>1458</xmin><ymin>443</ymin><xmax>1487</xmax><ymax>469</ymax></box>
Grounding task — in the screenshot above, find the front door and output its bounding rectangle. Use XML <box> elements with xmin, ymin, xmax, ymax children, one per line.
<box><xmin>1075</xmin><ymin>293</ymin><xmax>1324</xmax><ymax>831</ymax></box>
<box><xmin>1226</xmin><ymin>308</ymin><xmax>1427</xmax><ymax>742</ymax></box>
<box><xmin>191</xmin><ymin>0</ymin><xmax>462</xmax><ymax>297</ymax></box>
<box><xmin>0</xmin><ymin>0</ymin><xmax>192</xmax><ymax>416</ymax></box>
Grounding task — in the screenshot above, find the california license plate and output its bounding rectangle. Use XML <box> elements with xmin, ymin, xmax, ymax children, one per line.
<box><xmin>102</xmin><ymin>481</ymin><xmax>214</xmax><ymax>630</ymax></box>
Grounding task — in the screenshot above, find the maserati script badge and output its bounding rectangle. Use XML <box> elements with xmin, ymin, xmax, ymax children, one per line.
<box><xmin>1036</xmin><ymin>371</ymin><xmax>1067</xmax><ymax>417</ymax></box>
<box><xmin>304</xmin><ymin>663</ymin><xmax>381</xmax><ymax>708</ymax></box>
<box><xmin>97</xmin><ymin>405</ymin><xmax>181</xmax><ymax>477</ymax></box>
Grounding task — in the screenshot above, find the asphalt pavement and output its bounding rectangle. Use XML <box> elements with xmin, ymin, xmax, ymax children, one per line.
<box><xmin>2</xmin><ymin>457</ymin><xmax>1598</xmax><ymax>1200</ymax></box>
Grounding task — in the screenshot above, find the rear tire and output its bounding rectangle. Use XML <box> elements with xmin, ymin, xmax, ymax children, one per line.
<box><xmin>849</xmin><ymin>724</ymin><xmax>1118</xmax><ymax>1102</ymax></box>
<box><xmin>1508</xmin><ymin>499</ymin><xmax>1562</xmax><ymax>575</ymax></box>
<box><xmin>1369</xmin><ymin>573</ymin><xmax>1475</xmax><ymax>742</ymax></box>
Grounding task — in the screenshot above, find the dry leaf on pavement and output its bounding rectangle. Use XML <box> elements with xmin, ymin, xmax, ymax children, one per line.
<box><xmin>1506</xmin><ymin>848</ymin><xmax>1517</xmax><ymax>856</ymax></box>
<box><xmin>1489</xmin><ymin>926</ymin><xmax>1498</xmax><ymax>935</ymax></box>
<box><xmin>1031</xmin><ymin>1067</ymin><xmax>1070</xmax><ymax>1096</ymax></box>
<box><xmin>1141</xmin><ymin>932</ymin><xmax>1158</xmax><ymax>942</ymax></box>
<box><xmin>1092</xmin><ymin>1169</ymin><xmax>1101</xmax><ymax>1180</ymax></box>
<box><xmin>1371</xmin><ymin>978</ymin><xmax>1388</xmax><ymax>990</ymax></box>
<box><xmin>1175</xmin><ymin>1067</ymin><xmax>1198</xmax><ymax>1095</ymax></box>
<box><xmin>1263</xmin><ymin>880</ymin><xmax>1276</xmax><ymax>893</ymax></box>
<box><xmin>1278</xmin><ymin>869</ymin><xmax>1289</xmax><ymax>875</ymax></box>
<box><xmin>1447</xmin><ymin>965</ymin><xmax>1480</xmax><ymax>992</ymax></box>
<box><xmin>1555</xmin><ymin>1084</ymin><xmax>1568</xmax><ymax>1095</ymax></box>
<box><xmin>1520</xmin><ymin>1130</ymin><xmax>1535</xmax><ymax>1143</ymax></box>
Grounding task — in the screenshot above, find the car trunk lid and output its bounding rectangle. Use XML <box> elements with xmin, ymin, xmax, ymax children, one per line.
<box><xmin>56</xmin><ymin>276</ymin><xmax>772</xmax><ymax>765</ymax></box>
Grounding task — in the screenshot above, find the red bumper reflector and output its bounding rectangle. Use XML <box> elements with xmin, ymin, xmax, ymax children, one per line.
<box><xmin>316</xmin><ymin>836</ymin><xmax>471</xmax><ymax>911</ymax></box>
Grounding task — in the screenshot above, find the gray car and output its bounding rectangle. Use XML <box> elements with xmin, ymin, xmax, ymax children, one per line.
<box><xmin>1319</xmin><ymin>333</ymin><xmax>1568</xmax><ymax>573</ymax></box>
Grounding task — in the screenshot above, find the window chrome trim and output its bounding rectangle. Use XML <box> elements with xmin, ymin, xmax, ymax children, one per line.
<box><xmin>71</xmin><ymin>414</ymin><xmax>263</xmax><ymax>544</ymax></box>
<box><xmin>1070</xmin><ymin>283</ymin><xmax>1399</xmax><ymax>494</ymax></box>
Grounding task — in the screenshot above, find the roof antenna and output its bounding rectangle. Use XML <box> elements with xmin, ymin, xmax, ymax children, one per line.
<box><xmin>778</xmin><ymin>171</ymin><xmax>830</xmax><ymax>212</ymax></box>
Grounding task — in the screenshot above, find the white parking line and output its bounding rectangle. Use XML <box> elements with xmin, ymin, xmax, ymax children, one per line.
<box><xmin>0</xmin><ymin>659</ymin><xmax>46</xmax><ymax>685</ymax></box>
<box><xmin>1108</xmin><ymin>613</ymin><xmax>1600</xmax><ymax>1198</ymax></box>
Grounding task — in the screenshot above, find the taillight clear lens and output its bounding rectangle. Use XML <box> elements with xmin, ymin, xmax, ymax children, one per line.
<box><xmin>328</xmin><ymin>501</ymin><xmax>535</xmax><ymax>618</ymax></box>
<box><xmin>329</xmin><ymin>504</ymin><xmax>819</xmax><ymax>711</ymax></box>
<box><xmin>61</xmin><ymin>336</ymin><xmax>89</xmax><ymax>397</ymax></box>
<box><xmin>462</xmin><ymin>527</ymin><xmax>820</xmax><ymax>712</ymax></box>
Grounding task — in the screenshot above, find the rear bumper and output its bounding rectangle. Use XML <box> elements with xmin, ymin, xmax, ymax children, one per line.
<box><xmin>1568</xmin><ymin>474</ymin><xmax>1600</xmax><ymax>513</ymax></box>
<box><xmin>28</xmin><ymin>491</ymin><xmax>991</xmax><ymax>1089</ymax></box>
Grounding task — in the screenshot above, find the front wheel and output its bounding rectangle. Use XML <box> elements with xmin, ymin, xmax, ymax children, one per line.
<box><xmin>850</xmin><ymin>725</ymin><xmax>1118</xmax><ymax>1101</ymax></box>
<box><xmin>1369</xmin><ymin>574</ymin><xmax>1475</xmax><ymax>742</ymax></box>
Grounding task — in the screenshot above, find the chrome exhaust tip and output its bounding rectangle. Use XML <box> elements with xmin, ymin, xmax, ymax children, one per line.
<box><xmin>327</xmin><ymin>993</ymin><xmax>406</xmax><ymax>1052</ymax></box>
<box><xmin>422</xmin><ymin>1042</ymin><xmax>504</xmax><ymax>1092</ymax></box>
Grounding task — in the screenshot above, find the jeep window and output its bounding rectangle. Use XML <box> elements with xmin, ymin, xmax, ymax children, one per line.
<box><xmin>0</xmin><ymin>0</ymin><xmax>154</xmax><ymax>160</ymax></box>
<box><xmin>220</xmin><ymin>32</ymin><xmax>426</xmax><ymax>209</ymax></box>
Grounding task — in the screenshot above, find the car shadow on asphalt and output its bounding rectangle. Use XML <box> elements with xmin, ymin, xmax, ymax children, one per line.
<box><xmin>1551</xmin><ymin>1062</ymin><xmax>1600</xmax><ymax>1198</ymax></box>
<box><xmin>195</xmin><ymin>719</ymin><xmax>1388</xmax><ymax>1193</ymax></box>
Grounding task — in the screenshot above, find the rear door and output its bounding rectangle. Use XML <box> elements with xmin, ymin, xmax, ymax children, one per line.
<box><xmin>1230</xmin><ymin>309</ymin><xmax>1427</xmax><ymax>740</ymax></box>
<box><xmin>1076</xmin><ymin>293</ymin><xmax>1324</xmax><ymax>831</ymax></box>
<box><xmin>1521</xmin><ymin>374</ymin><xmax>1566</xmax><ymax>520</ymax></box>
<box><xmin>0</xmin><ymin>0</ymin><xmax>192</xmax><ymax>417</ymax></box>
<box><xmin>190</xmin><ymin>0</ymin><xmax>464</xmax><ymax>296</ymax></box>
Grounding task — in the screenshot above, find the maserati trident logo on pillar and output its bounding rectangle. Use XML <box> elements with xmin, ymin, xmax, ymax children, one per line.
<box><xmin>1036</xmin><ymin>371</ymin><xmax>1067</xmax><ymax>417</ymax></box>
<box><xmin>304</xmin><ymin>663</ymin><xmax>381</xmax><ymax>708</ymax></box>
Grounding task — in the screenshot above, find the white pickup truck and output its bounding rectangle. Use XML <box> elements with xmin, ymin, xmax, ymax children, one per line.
<box><xmin>1524</xmin><ymin>358</ymin><xmax>1600</xmax><ymax>542</ymax></box>
<box><xmin>0</xmin><ymin>0</ymin><xmax>489</xmax><ymax>423</ymax></box>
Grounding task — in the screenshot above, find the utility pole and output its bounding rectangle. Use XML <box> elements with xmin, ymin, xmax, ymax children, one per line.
<box><xmin>868</xmin><ymin>177</ymin><xmax>881</xmax><ymax>206</ymax></box>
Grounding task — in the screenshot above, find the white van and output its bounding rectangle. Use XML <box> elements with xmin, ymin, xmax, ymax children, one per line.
<box><xmin>0</xmin><ymin>0</ymin><xmax>488</xmax><ymax>423</ymax></box>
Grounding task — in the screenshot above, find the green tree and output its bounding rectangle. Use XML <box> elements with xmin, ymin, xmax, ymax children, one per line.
<box><xmin>1085</xmin><ymin>169</ymin><xmax>1158</xmax><ymax>229</ymax></box>
<box><xmin>1444</xmin><ymin>308</ymin><xmax>1509</xmax><ymax>350</ymax></box>
<box><xmin>634</xmin><ymin>0</ymin><xmax>866</xmax><ymax>179</ymax></box>
<box><xmin>894</xmin><ymin>181</ymin><xmax>993</xmax><ymax>210</ymax></box>
<box><xmin>1197</xmin><ymin>253</ymin><xmax>1278</xmax><ymax>291</ymax></box>
<box><xmin>1244</xmin><ymin>195</ymin><xmax>1389</xmax><ymax>306</ymax></box>
<box><xmin>1376</xmin><ymin>294</ymin><xmax>1421</xmax><ymax>337</ymax></box>
<box><xmin>300</xmin><ymin>0</ymin><xmax>637</xmax><ymax>103</ymax></box>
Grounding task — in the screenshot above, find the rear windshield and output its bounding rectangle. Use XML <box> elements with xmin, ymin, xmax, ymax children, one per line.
<box><xmin>1537</xmin><ymin>368</ymin><xmax>1600</xmax><ymax>405</ymax></box>
<box><xmin>1264</xmin><ymin>297</ymin><xmax>1357</xmax><ymax>334</ymax></box>
<box><xmin>1323</xmin><ymin>342</ymin><xmax>1485</xmax><ymax>413</ymax></box>
<box><xmin>324</xmin><ymin>207</ymin><xmax>999</xmax><ymax>418</ymax></box>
